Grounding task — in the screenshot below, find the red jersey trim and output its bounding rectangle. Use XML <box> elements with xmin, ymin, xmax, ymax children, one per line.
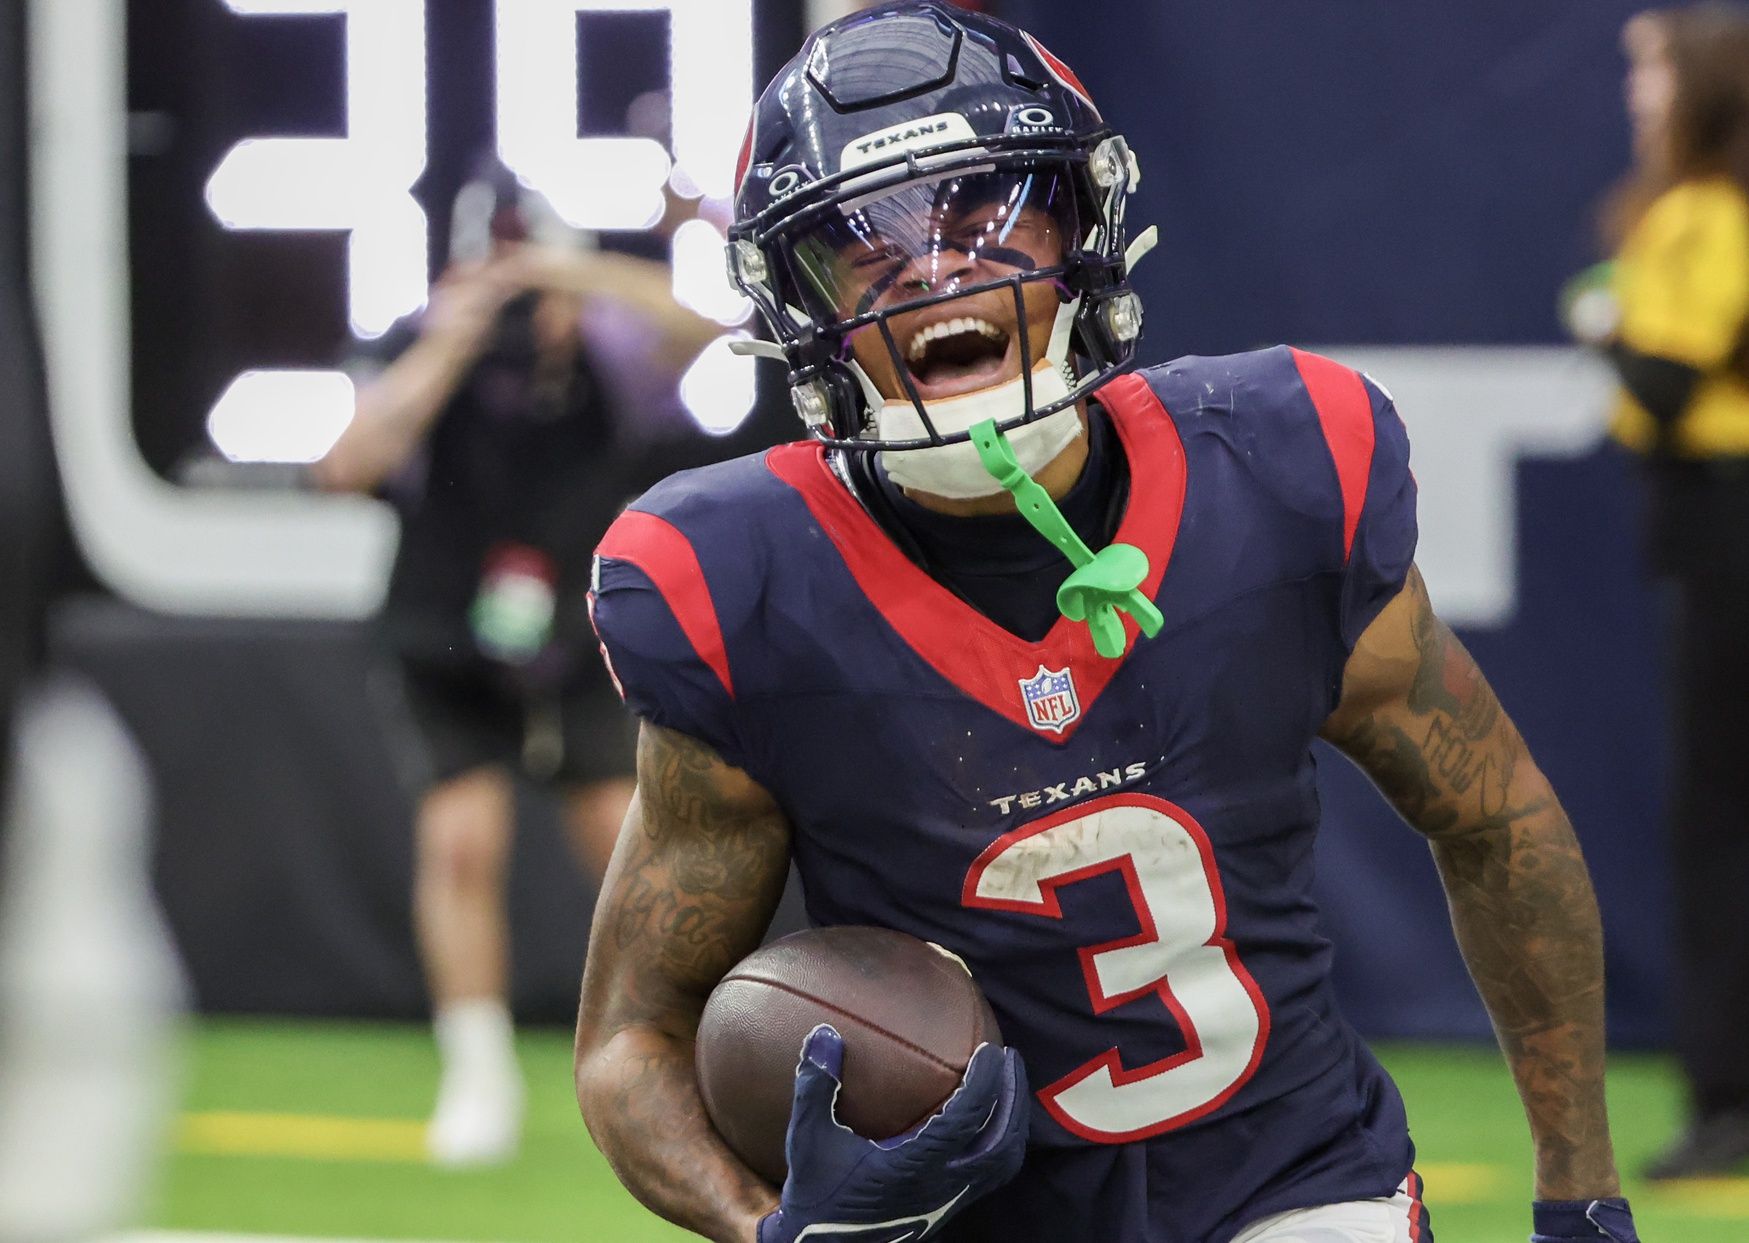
<box><xmin>596</xmin><ymin>510</ymin><xmax>735</xmax><ymax>700</ymax></box>
<box><xmin>1290</xmin><ymin>348</ymin><xmax>1376</xmax><ymax>563</ymax></box>
<box><xmin>765</xmin><ymin>372</ymin><xmax>1186</xmax><ymax>742</ymax></box>
<box><xmin>1405</xmin><ymin>1170</ymin><xmax>1427</xmax><ymax>1242</ymax></box>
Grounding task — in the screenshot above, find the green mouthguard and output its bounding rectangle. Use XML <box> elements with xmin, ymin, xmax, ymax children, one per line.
<box><xmin>970</xmin><ymin>418</ymin><xmax>1164</xmax><ymax>659</ymax></box>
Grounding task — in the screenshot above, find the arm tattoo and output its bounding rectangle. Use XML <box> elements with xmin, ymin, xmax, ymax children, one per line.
<box><xmin>600</xmin><ymin>725</ymin><xmax>790</xmax><ymax>1032</ymax></box>
<box><xmin>1330</xmin><ymin>570</ymin><xmax>1543</xmax><ymax>836</ymax></box>
<box><xmin>1323</xmin><ymin>568</ymin><xmax>1620</xmax><ymax>1200</ymax></box>
<box><xmin>576</xmin><ymin>723</ymin><xmax>790</xmax><ymax>1241</ymax></box>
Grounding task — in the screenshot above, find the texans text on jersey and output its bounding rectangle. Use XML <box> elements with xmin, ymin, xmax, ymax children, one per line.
<box><xmin>987</xmin><ymin>760</ymin><xmax>1151</xmax><ymax>815</ymax></box>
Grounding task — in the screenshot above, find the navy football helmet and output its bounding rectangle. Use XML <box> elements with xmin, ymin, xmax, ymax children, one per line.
<box><xmin>726</xmin><ymin>2</ymin><xmax>1154</xmax><ymax>449</ymax></box>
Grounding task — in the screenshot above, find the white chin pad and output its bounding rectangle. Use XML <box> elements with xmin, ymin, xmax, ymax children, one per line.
<box><xmin>876</xmin><ymin>364</ymin><xmax>1079</xmax><ymax>499</ymax></box>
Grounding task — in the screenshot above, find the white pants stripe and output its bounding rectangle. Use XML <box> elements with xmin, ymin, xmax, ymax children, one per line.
<box><xmin>1230</xmin><ymin>1174</ymin><xmax>1430</xmax><ymax>1243</ymax></box>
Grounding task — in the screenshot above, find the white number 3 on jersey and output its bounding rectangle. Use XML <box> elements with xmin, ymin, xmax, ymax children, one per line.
<box><xmin>962</xmin><ymin>793</ymin><xmax>1270</xmax><ymax>1142</ymax></box>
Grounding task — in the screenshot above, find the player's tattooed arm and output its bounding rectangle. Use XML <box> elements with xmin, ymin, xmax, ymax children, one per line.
<box><xmin>1320</xmin><ymin>565</ymin><xmax>1621</xmax><ymax>1202</ymax></box>
<box><xmin>575</xmin><ymin>722</ymin><xmax>791</xmax><ymax>1243</ymax></box>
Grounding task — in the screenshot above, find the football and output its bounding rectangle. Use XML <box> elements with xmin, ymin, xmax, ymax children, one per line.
<box><xmin>695</xmin><ymin>925</ymin><xmax>1003</xmax><ymax>1184</ymax></box>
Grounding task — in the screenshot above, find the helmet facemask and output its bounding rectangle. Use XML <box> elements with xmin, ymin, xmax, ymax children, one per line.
<box><xmin>791</xmin><ymin>166</ymin><xmax>1077</xmax><ymax>418</ymax></box>
<box><xmin>730</xmin><ymin>137</ymin><xmax>1150</xmax><ymax>453</ymax></box>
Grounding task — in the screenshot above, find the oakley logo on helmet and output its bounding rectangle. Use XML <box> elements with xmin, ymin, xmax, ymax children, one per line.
<box><xmin>839</xmin><ymin>113</ymin><xmax>976</xmax><ymax>172</ymax></box>
<box><xmin>1006</xmin><ymin>105</ymin><xmax>1058</xmax><ymax>136</ymax></box>
<box><xmin>768</xmin><ymin>167</ymin><xmax>808</xmax><ymax>199</ymax></box>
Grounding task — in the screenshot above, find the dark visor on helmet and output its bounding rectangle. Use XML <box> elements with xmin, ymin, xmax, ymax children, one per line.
<box><xmin>782</xmin><ymin>168</ymin><xmax>1081</xmax><ymax>326</ymax></box>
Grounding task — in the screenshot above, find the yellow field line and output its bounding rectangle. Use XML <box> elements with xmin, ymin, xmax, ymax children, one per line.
<box><xmin>1414</xmin><ymin>1163</ymin><xmax>1749</xmax><ymax>1217</ymax></box>
<box><xmin>161</xmin><ymin>1121</ymin><xmax>1531</xmax><ymax>1202</ymax></box>
<box><xmin>169</xmin><ymin>1115</ymin><xmax>1749</xmax><ymax>1220</ymax></box>
<box><xmin>1643</xmin><ymin>1177</ymin><xmax>1749</xmax><ymax>1217</ymax></box>
<box><xmin>176</xmin><ymin>1111</ymin><xmax>426</xmax><ymax>1163</ymax></box>
<box><xmin>1415</xmin><ymin>1161</ymin><xmax>1508</xmax><ymax>1202</ymax></box>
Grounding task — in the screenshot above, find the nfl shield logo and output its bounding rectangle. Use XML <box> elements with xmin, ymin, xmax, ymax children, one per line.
<box><xmin>1019</xmin><ymin>665</ymin><xmax>1081</xmax><ymax>735</ymax></box>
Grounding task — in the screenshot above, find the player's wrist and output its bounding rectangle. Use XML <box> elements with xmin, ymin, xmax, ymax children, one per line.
<box><xmin>1534</xmin><ymin>1150</ymin><xmax>1621</xmax><ymax>1204</ymax></box>
<box><xmin>1531</xmin><ymin>1197</ymin><xmax>1638</xmax><ymax>1242</ymax></box>
<box><xmin>706</xmin><ymin>1196</ymin><xmax>775</xmax><ymax>1243</ymax></box>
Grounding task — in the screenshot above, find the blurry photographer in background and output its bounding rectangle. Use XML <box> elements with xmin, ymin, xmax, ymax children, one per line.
<box><xmin>1568</xmin><ymin>1</ymin><xmax>1749</xmax><ymax>1181</ymax></box>
<box><xmin>312</xmin><ymin>158</ymin><xmax>719</xmax><ymax>1167</ymax></box>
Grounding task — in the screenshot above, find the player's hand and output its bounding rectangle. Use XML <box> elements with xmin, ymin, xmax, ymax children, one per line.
<box><xmin>1531</xmin><ymin>1198</ymin><xmax>1640</xmax><ymax>1242</ymax></box>
<box><xmin>756</xmin><ymin>1024</ymin><xmax>1028</xmax><ymax>1243</ymax></box>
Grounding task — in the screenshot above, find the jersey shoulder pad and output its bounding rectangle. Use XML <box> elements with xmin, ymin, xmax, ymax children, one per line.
<box><xmin>593</xmin><ymin>446</ymin><xmax>787</xmax><ymax>657</ymax></box>
<box><xmin>1137</xmin><ymin>346</ymin><xmax>1397</xmax><ymax>560</ymax></box>
<box><xmin>620</xmin><ymin>446</ymin><xmax>796</xmax><ymax>534</ymax></box>
<box><xmin>587</xmin><ymin>447</ymin><xmax>799</xmax><ymax>768</ymax></box>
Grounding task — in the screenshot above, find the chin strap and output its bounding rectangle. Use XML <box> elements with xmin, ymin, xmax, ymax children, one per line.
<box><xmin>971</xmin><ymin>418</ymin><xmax>1164</xmax><ymax>659</ymax></box>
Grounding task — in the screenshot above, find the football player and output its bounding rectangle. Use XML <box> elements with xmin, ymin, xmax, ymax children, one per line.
<box><xmin>575</xmin><ymin>5</ymin><xmax>1638</xmax><ymax>1241</ymax></box>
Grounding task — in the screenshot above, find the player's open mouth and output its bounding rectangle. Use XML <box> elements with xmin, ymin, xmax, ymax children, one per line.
<box><xmin>902</xmin><ymin>315</ymin><xmax>1014</xmax><ymax>400</ymax></box>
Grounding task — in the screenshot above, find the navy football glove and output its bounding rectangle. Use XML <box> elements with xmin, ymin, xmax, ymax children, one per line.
<box><xmin>756</xmin><ymin>1024</ymin><xmax>1028</xmax><ymax>1243</ymax></box>
<box><xmin>1531</xmin><ymin>1198</ymin><xmax>1639</xmax><ymax>1242</ymax></box>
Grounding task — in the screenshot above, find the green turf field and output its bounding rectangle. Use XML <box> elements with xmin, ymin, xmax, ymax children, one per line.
<box><xmin>141</xmin><ymin>1019</ymin><xmax>1749</xmax><ymax>1242</ymax></box>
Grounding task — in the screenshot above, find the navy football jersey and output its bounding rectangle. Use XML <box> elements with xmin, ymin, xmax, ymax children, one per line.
<box><xmin>590</xmin><ymin>347</ymin><xmax>1429</xmax><ymax>1243</ymax></box>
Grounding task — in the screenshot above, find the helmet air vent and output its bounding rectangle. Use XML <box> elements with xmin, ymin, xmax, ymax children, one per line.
<box><xmin>806</xmin><ymin>10</ymin><xmax>961</xmax><ymax>110</ymax></box>
<box><xmin>1003</xmin><ymin>52</ymin><xmax>1048</xmax><ymax>91</ymax></box>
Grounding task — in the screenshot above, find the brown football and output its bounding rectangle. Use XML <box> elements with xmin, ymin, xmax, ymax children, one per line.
<box><xmin>695</xmin><ymin>925</ymin><xmax>1003</xmax><ymax>1184</ymax></box>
